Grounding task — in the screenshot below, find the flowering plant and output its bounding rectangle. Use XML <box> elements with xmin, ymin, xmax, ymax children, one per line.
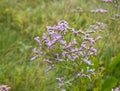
<box><xmin>31</xmin><ymin>20</ymin><xmax>107</xmax><ymax>90</ymax></box>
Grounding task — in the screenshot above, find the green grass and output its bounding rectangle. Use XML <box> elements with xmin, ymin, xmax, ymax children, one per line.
<box><xmin>0</xmin><ymin>0</ymin><xmax>120</xmax><ymax>91</ymax></box>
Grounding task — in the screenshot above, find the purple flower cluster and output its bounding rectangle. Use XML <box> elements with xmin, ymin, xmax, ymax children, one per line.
<box><xmin>77</xmin><ymin>67</ymin><xmax>95</xmax><ymax>80</ymax></box>
<box><xmin>31</xmin><ymin>20</ymin><xmax>106</xmax><ymax>88</ymax></box>
<box><xmin>102</xmin><ymin>0</ymin><xmax>113</xmax><ymax>2</ymax></box>
<box><xmin>90</xmin><ymin>8</ymin><xmax>107</xmax><ymax>13</ymax></box>
<box><xmin>0</xmin><ymin>85</ymin><xmax>11</xmax><ymax>91</ymax></box>
<box><xmin>112</xmin><ymin>87</ymin><xmax>119</xmax><ymax>91</ymax></box>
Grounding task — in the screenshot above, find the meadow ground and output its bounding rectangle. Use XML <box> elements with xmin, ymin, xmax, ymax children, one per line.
<box><xmin>0</xmin><ymin>0</ymin><xmax>120</xmax><ymax>91</ymax></box>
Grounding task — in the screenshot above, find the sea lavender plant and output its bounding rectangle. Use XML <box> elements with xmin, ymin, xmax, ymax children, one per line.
<box><xmin>31</xmin><ymin>20</ymin><xmax>107</xmax><ymax>89</ymax></box>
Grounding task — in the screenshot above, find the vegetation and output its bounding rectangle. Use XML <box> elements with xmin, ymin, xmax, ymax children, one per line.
<box><xmin>0</xmin><ymin>0</ymin><xmax>120</xmax><ymax>91</ymax></box>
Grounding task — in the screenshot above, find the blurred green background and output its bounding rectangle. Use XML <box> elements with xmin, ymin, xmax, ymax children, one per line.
<box><xmin>0</xmin><ymin>0</ymin><xmax>120</xmax><ymax>91</ymax></box>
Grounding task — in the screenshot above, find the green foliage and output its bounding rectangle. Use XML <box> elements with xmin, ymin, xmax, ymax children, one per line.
<box><xmin>0</xmin><ymin>0</ymin><xmax>120</xmax><ymax>91</ymax></box>
<box><xmin>102</xmin><ymin>76</ymin><xmax>118</xmax><ymax>91</ymax></box>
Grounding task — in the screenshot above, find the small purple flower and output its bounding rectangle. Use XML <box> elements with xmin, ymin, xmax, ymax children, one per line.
<box><xmin>63</xmin><ymin>39</ymin><xmax>78</xmax><ymax>50</ymax></box>
<box><xmin>59</xmin><ymin>40</ymin><xmax>66</xmax><ymax>45</ymax></box>
<box><xmin>45</xmin><ymin>66</ymin><xmax>52</xmax><ymax>73</ymax></box>
<box><xmin>44</xmin><ymin>59</ymin><xmax>52</xmax><ymax>64</ymax></box>
<box><xmin>87</xmin><ymin>67</ymin><xmax>95</xmax><ymax>76</ymax></box>
<box><xmin>83</xmin><ymin>58</ymin><xmax>93</xmax><ymax>66</ymax></box>
<box><xmin>56</xmin><ymin>78</ymin><xmax>63</xmax><ymax>82</ymax></box>
<box><xmin>0</xmin><ymin>85</ymin><xmax>11</xmax><ymax>91</ymax></box>
<box><xmin>86</xmin><ymin>33</ymin><xmax>91</xmax><ymax>37</ymax></box>
<box><xmin>89</xmin><ymin>47</ymin><xmax>97</xmax><ymax>54</ymax></box>
<box><xmin>56</xmin><ymin>77</ymin><xmax>64</xmax><ymax>87</ymax></box>
<box><xmin>72</xmin><ymin>54</ymin><xmax>79</xmax><ymax>60</ymax></box>
<box><xmin>103</xmin><ymin>0</ymin><xmax>113</xmax><ymax>2</ymax></box>
<box><xmin>30</xmin><ymin>55</ymin><xmax>39</xmax><ymax>61</ymax></box>
<box><xmin>90</xmin><ymin>25</ymin><xmax>99</xmax><ymax>30</ymax></box>
<box><xmin>70</xmin><ymin>48</ymin><xmax>79</xmax><ymax>53</ymax></box>
<box><xmin>62</xmin><ymin>51</ymin><xmax>68</xmax><ymax>57</ymax></box>
<box><xmin>112</xmin><ymin>87</ymin><xmax>119</xmax><ymax>91</ymax></box>
<box><xmin>56</xmin><ymin>53</ymin><xmax>64</xmax><ymax>62</ymax></box>
<box><xmin>96</xmin><ymin>22</ymin><xmax>107</xmax><ymax>29</ymax></box>
<box><xmin>71</xmin><ymin>29</ymin><xmax>84</xmax><ymax>36</ymax></box>
<box><xmin>67</xmin><ymin>54</ymin><xmax>72</xmax><ymax>60</ymax></box>
<box><xmin>86</xmin><ymin>30</ymin><xmax>95</xmax><ymax>33</ymax></box>
<box><xmin>77</xmin><ymin>73</ymin><xmax>81</xmax><ymax>77</ymax></box>
<box><xmin>91</xmin><ymin>8</ymin><xmax>107</xmax><ymax>13</ymax></box>
<box><xmin>32</xmin><ymin>47</ymin><xmax>38</xmax><ymax>53</ymax></box>
<box><xmin>34</xmin><ymin>37</ymin><xmax>41</xmax><ymax>44</ymax></box>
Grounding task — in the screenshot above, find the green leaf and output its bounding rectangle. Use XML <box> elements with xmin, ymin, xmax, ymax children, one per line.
<box><xmin>92</xmin><ymin>57</ymin><xmax>99</xmax><ymax>69</ymax></box>
<box><xmin>102</xmin><ymin>76</ymin><xmax>118</xmax><ymax>91</ymax></box>
<box><xmin>109</xmin><ymin>53</ymin><xmax>120</xmax><ymax>71</ymax></box>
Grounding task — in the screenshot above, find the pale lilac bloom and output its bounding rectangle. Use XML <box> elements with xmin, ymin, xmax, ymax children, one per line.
<box><xmin>57</xmin><ymin>20</ymin><xmax>70</xmax><ymax>33</ymax></box>
<box><xmin>77</xmin><ymin>70</ymin><xmax>91</xmax><ymax>80</ymax></box>
<box><xmin>42</xmin><ymin>33</ymin><xmax>47</xmax><ymax>41</ymax></box>
<box><xmin>91</xmin><ymin>9</ymin><xmax>107</xmax><ymax>13</ymax></box>
<box><xmin>71</xmin><ymin>29</ymin><xmax>85</xmax><ymax>36</ymax></box>
<box><xmin>81</xmin><ymin>74</ymin><xmax>91</xmax><ymax>80</ymax></box>
<box><xmin>0</xmin><ymin>85</ymin><xmax>11</xmax><ymax>91</ymax></box>
<box><xmin>56</xmin><ymin>78</ymin><xmax>64</xmax><ymax>87</ymax></box>
<box><xmin>34</xmin><ymin>37</ymin><xmax>41</xmax><ymax>44</ymax></box>
<box><xmin>103</xmin><ymin>0</ymin><xmax>113</xmax><ymax>2</ymax></box>
<box><xmin>87</xmin><ymin>51</ymin><xmax>94</xmax><ymax>56</ymax></box>
<box><xmin>78</xmin><ymin>51</ymin><xmax>84</xmax><ymax>55</ymax></box>
<box><xmin>86</xmin><ymin>33</ymin><xmax>91</xmax><ymax>37</ymax></box>
<box><xmin>72</xmin><ymin>54</ymin><xmax>79</xmax><ymax>60</ymax></box>
<box><xmin>45</xmin><ymin>66</ymin><xmax>52</xmax><ymax>73</ymax></box>
<box><xmin>62</xmin><ymin>51</ymin><xmax>68</xmax><ymax>57</ymax></box>
<box><xmin>59</xmin><ymin>83</ymin><xmax>64</xmax><ymax>87</ymax></box>
<box><xmin>56</xmin><ymin>78</ymin><xmax>63</xmax><ymax>82</ymax></box>
<box><xmin>45</xmin><ymin>35</ymin><xmax>62</xmax><ymax>48</ymax></box>
<box><xmin>70</xmin><ymin>48</ymin><xmax>79</xmax><ymax>53</ymax></box>
<box><xmin>81</xmin><ymin>42</ymin><xmax>86</xmax><ymax>48</ymax></box>
<box><xmin>63</xmin><ymin>39</ymin><xmax>77</xmax><ymax>50</ymax></box>
<box><xmin>67</xmin><ymin>54</ymin><xmax>72</xmax><ymax>60</ymax></box>
<box><xmin>86</xmin><ymin>30</ymin><xmax>95</xmax><ymax>33</ymax></box>
<box><xmin>84</xmin><ymin>38</ymin><xmax>95</xmax><ymax>46</ymax></box>
<box><xmin>32</xmin><ymin>47</ymin><xmax>38</xmax><ymax>53</ymax></box>
<box><xmin>87</xmin><ymin>67</ymin><xmax>95</xmax><ymax>76</ymax></box>
<box><xmin>96</xmin><ymin>22</ymin><xmax>107</xmax><ymax>29</ymax></box>
<box><xmin>89</xmin><ymin>47</ymin><xmax>97</xmax><ymax>54</ymax></box>
<box><xmin>56</xmin><ymin>53</ymin><xmax>64</xmax><ymax>62</ymax></box>
<box><xmin>112</xmin><ymin>87</ymin><xmax>119</xmax><ymax>91</ymax></box>
<box><xmin>30</xmin><ymin>55</ymin><xmax>39</xmax><ymax>61</ymax></box>
<box><xmin>77</xmin><ymin>29</ymin><xmax>85</xmax><ymax>35</ymax></box>
<box><xmin>72</xmin><ymin>39</ymin><xmax>78</xmax><ymax>45</ymax></box>
<box><xmin>77</xmin><ymin>73</ymin><xmax>81</xmax><ymax>77</ymax></box>
<box><xmin>59</xmin><ymin>40</ymin><xmax>66</xmax><ymax>45</ymax></box>
<box><xmin>83</xmin><ymin>58</ymin><xmax>93</xmax><ymax>66</ymax></box>
<box><xmin>44</xmin><ymin>59</ymin><xmax>52</xmax><ymax>64</ymax></box>
<box><xmin>90</xmin><ymin>25</ymin><xmax>99</xmax><ymax>30</ymax></box>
